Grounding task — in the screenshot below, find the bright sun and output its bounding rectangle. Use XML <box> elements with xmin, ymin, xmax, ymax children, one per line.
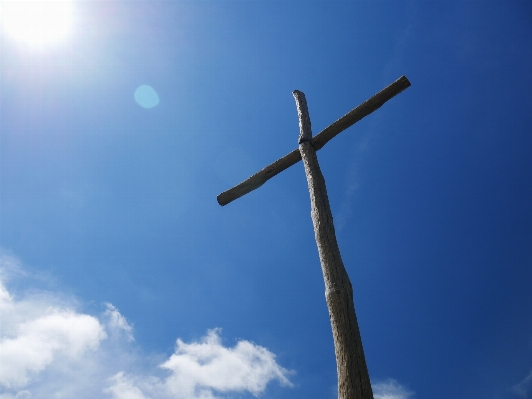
<box><xmin>1</xmin><ymin>0</ymin><xmax>73</xmax><ymax>47</ymax></box>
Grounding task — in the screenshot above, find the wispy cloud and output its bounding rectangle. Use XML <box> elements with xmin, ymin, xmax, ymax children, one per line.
<box><xmin>512</xmin><ymin>371</ymin><xmax>532</xmax><ymax>398</ymax></box>
<box><xmin>373</xmin><ymin>378</ymin><xmax>414</xmax><ymax>399</ymax></box>
<box><xmin>104</xmin><ymin>303</ymin><xmax>134</xmax><ymax>342</ymax></box>
<box><xmin>104</xmin><ymin>372</ymin><xmax>151</xmax><ymax>399</ymax></box>
<box><xmin>0</xmin><ymin>252</ymin><xmax>293</xmax><ymax>399</ymax></box>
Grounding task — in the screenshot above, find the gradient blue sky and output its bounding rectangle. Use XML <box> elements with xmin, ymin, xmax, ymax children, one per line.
<box><xmin>1</xmin><ymin>1</ymin><xmax>532</xmax><ymax>399</ymax></box>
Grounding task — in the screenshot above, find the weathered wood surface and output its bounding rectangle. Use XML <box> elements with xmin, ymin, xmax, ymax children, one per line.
<box><xmin>217</xmin><ymin>75</ymin><xmax>410</xmax><ymax>206</ymax></box>
<box><xmin>295</xmin><ymin>90</ymin><xmax>374</xmax><ymax>399</ymax></box>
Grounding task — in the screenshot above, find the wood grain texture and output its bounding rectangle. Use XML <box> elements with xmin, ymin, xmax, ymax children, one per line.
<box><xmin>217</xmin><ymin>75</ymin><xmax>410</xmax><ymax>206</ymax></box>
<box><xmin>295</xmin><ymin>90</ymin><xmax>374</xmax><ymax>399</ymax></box>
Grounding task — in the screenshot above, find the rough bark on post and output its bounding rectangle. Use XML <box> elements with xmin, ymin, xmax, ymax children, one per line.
<box><xmin>294</xmin><ymin>90</ymin><xmax>374</xmax><ymax>399</ymax></box>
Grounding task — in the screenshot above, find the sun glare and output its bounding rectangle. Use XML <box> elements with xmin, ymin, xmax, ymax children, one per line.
<box><xmin>1</xmin><ymin>0</ymin><xmax>73</xmax><ymax>47</ymax></box>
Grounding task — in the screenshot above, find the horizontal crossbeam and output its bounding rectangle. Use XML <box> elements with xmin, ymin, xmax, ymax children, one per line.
<box><xmin>217</xmin><ymin>75</ymin><xmax>411</xmax><ymax>206</ymax></box>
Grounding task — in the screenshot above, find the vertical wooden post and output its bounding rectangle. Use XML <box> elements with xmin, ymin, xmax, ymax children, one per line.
<box><xmin>294</xmin><ymin>90</ymin><xmax>373</xmax><ymax>399</ymax></box>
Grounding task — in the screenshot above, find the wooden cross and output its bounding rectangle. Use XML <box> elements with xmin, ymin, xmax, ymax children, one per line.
<box><xmin>217</xmin><ymin>76</ymin><xmax>411</xmax><ymax>399</ymax></box>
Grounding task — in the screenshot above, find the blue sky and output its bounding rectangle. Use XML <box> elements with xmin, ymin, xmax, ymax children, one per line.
<box><xmin>1</xmin><ymin>1</ymin><xmax>531</xmax><ymax>398</ymax></box>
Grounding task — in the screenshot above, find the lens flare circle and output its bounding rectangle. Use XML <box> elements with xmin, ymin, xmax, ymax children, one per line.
<box><xmin>1</xmin><ymin>0</ymin><xmax>73</xmax><ymax>47</ymax></box>
<box><xmin>134</xmin><ymin>85</ymin><xmax>160</xmax><ymax>109</ymax></box>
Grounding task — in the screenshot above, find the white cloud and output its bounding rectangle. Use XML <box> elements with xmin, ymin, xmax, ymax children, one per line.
<box><xmin>0</xmin><ymin>254</ymin><xmax>107</xmax><ymax>391</ymax></box>
<box><xmin>373</xmin><ymin>378</ymin><xmax>414</xmax><ymax>399</ymax></box>
<box><xmin>161</xmin><ymin>328</ymin><xmax>293</xmax><ymax>398</ymax></box>
<box><xmin>103</xmin><ymin>329</ymin><xmax>293</xmax><ymax>399</ymax></box>
<box><xmin>0</xmin><ymin>309</ymin><xmax>105</xmax><ymax>389</ymax></box>
<box><xmin>0</xmin><ymin>253</ymin><xmax>293</xmax><ymax>399</ymax></box>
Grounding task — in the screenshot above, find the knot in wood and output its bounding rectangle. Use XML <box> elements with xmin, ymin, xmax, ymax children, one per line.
<box><xmin>325</xmin><ymin>286</ymin><xmax>345</xmax><ymax>298</ymax></box>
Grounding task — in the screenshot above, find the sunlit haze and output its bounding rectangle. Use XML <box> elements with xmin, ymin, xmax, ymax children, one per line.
<box><xmin>1</xmin><ymin>0</ymin><xmax>73</xmax><ymax>47</ymax></box>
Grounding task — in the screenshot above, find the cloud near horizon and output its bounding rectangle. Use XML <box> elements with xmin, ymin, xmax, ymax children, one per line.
<box><xmin>0</xmin><ymin>253</ymin><xmax>293</xmax><ymax>399</ymax></box>
<box><xmin>0</xmin><ymin>252</ymin><xmax>413</xmax><ymax>399</ymax></box>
